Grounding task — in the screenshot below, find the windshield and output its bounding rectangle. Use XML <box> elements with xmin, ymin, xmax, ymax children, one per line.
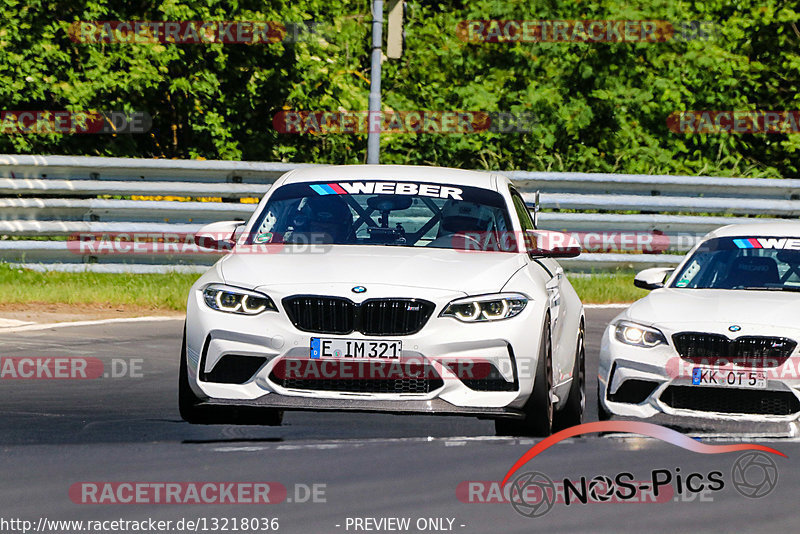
<box><xmin>248</xmin><ymin>180</ymin><xmax>515</xmax><ymax>250</ymax></box>
<box><xmin>671</xmin><ymin>236</ymin><xmax>800</xmax><ymax>291</ymax></box>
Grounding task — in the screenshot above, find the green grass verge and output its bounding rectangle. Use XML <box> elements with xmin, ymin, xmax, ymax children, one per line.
<box><xmin>0</xmin><ymin>265</ymin><xmax>649</xmax><ymax>310</ymax></box>
<box><xmin>569</xmin><ymin>271</ymin><xmax>650</xmax><ymax>304</ymax></box>
<box><xmin>0</xmin><ymin>264</ymin><xmax>201</xmax><ymax>310</ymax></box>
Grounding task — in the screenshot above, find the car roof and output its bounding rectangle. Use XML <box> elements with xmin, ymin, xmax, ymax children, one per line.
<box><xmin>281</xmin><ymin>164</ymin><xmax>504</xmax><ymax>190</ymax></box>
<box><xmin>708</xmin><ymin>221</ymin><xmax>800</xmax><ymax>239</ymax></box>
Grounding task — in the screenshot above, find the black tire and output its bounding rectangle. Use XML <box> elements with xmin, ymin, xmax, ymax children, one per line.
<box><xmin>553</xmin><ymin>322</ymin><xmax>585</xmax><ymax>431</ymax></box>
<box><xmin>495</xmin><ymin>316</ymin><xmax>554</xmax><ymax>437</ymax></box>
<box><xmin>597</xmin><ymin>381</ymin><xmax>612</xmax><ymax>421</ymax></box>
<box><xmin>178</xmin><ymin>325</ymin><xmax>283</xmax><ymax>426</ymax></box>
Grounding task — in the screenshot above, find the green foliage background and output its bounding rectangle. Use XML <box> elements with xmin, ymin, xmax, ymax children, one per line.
<box><xmin>0</xmin><ymin>0</ymin><xmax>798</xmax><ymax>176</ymax></box>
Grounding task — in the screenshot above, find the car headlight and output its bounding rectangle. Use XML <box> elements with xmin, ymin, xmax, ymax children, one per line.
<box><xmin>441</xmin><ymin>293</ymin><xmax>528</xmax><ymax>323</ymax></box>
<box><xmin>202</xmin><ymin>284</ymin><xmax>276</xmax><ymax>315</ymax></box>
<box><xmin>614</xmin><ymin>320</ymin><xmax>667</xmax><ymax>348</ymax></box>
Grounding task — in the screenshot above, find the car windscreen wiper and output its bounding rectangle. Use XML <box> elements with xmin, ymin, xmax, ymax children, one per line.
<box><xmin>737</xmin><ymin>286</ymin><xmax>800</xmax><ymax>292</ymax></box>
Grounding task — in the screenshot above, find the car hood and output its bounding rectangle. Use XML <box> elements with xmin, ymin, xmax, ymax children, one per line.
<box><xmin>218</xmin><ymin>245</ymin><xmax>526</xmax><ymax>295</ymax></box>
<box><xmin>627</xmin><ymin>288</ymin><xmax>800</xmax><ymax>333</ymax></box>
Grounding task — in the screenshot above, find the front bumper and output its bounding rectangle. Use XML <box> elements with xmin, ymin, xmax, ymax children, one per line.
<box><xmin>598</xmin><ymin>323</ymin><xmax>800</xmax><ymax>422</ymax></box>
<box><xmin>185</xmin><ymin>281</ymin><xmax>545</xmax><ymax>416</ymax></box>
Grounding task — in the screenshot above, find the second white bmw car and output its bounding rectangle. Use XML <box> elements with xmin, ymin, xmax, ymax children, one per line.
<box><xmin>179</xmin><ymin>165</ymin><xmax>585</xmax><ymax>436</ymax></box>
<box><xmin>599</xmin><ymin>222</ymin><xmax>800</xmax><ymax>423</ymax></box>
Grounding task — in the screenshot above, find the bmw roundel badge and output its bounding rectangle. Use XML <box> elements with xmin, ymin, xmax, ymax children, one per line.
<box><xmin>729</xmin><ymin>325</ymin><xmax>741</xmax><ymax>332</ymax></box>
<box><xmin>352</xmin><ymin>286</ymin><xmax>367</xmax><ymax>294</ymax></box>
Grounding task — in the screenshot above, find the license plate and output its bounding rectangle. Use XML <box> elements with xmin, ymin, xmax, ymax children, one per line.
<box><xmin>310</xmin><ymin>338</ymin><xmax>402</xmax><ymax>360</ymax></box>
<box><xmin>691</xmin><ymin>367</ymin><xmax>767</xmax><ymax>389</ymax></box>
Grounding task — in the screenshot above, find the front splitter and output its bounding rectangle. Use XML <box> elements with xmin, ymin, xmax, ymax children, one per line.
<box><xmin>201</xmin><ymin>395</ymin><xmax>525</xmax><ymax>419</ymax></box>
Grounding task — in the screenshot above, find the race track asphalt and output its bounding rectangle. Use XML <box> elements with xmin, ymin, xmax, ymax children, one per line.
<box><xmin>0</xmin><ymin>308</ymin><xmax>797</xmax><ymax>533</ymax></box>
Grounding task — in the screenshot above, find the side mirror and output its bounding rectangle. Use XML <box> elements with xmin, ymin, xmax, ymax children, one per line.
<box><xmin>633</xmin><ymin>267</ymin><xmax>674</xmax><ymax>290</ymax></box>
<box><xmin>194</xmin><ymin>221</ymin><xmax>244</xmax><ymax>251</ymax></box>
<box><xmin>525</xmin><ymin>230</ymin><xmax>581</xmax><ymax>258</ymax></box>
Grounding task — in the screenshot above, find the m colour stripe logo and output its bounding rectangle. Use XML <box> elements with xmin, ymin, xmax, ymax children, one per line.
<box><xmin>733</xmin><ymin>237</ymin><xmax>800</xmax><ymax>250</ymax></box>
<box><xmin>733</xmin><ymin>238</ymin><xmax>763</xmax><ymax>249</ymax></box>
<box><xmin>309</xmin><ymin>183</ymin><xmax>347</xmax><ymax>195</ymax></box>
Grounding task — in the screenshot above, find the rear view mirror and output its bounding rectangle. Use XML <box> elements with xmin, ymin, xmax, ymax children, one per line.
<box><xmin>525</xmin><ymin>230</ymin><xmax>581</xmax><ymax>258</ymax></box>
<box><xmin>633</xmin><ymin>267</ymin><xmax>674</xmax><ymax>290</ymax></box>
<box><xmin>366</xmin><ymin>195</ymin><xmax>413</xmax><ymax>212</ymax></box>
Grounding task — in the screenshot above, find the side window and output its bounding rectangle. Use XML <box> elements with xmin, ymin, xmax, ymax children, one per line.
<box><xmin>509</xmin><ymin>188</ymin><xmax>535</xmax><ymax>231</ymax></box>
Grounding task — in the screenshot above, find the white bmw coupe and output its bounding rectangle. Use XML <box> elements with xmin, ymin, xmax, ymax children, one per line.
<box><xmin>179</xmin><ymin>165</ymin><xmax>585</xmax><ymax>436</ymax></box>
<box><xmin>599</xmin><ymin>222</ymin><xmax>800</xmax><ymax>423</ymax></box>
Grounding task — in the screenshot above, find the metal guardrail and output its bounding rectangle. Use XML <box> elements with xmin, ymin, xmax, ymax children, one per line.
<box><xmin>0</xmin><ymin>154</ymin><xmax>310</xmax><ymax>182</ymax></box>
<box><xmin>0</xmin><ymin>154</ymin><xmax>796</xmax><ymax>273</ymax></box>
<box><xmin>506</xmin><ymin>171</ymin><xmax>800</xmax><ymax>199</ymax></box>
<box><xmin>0</xmin><ymin>178</ymin><xmax>268</xmax><ymax>198</ymax></box>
